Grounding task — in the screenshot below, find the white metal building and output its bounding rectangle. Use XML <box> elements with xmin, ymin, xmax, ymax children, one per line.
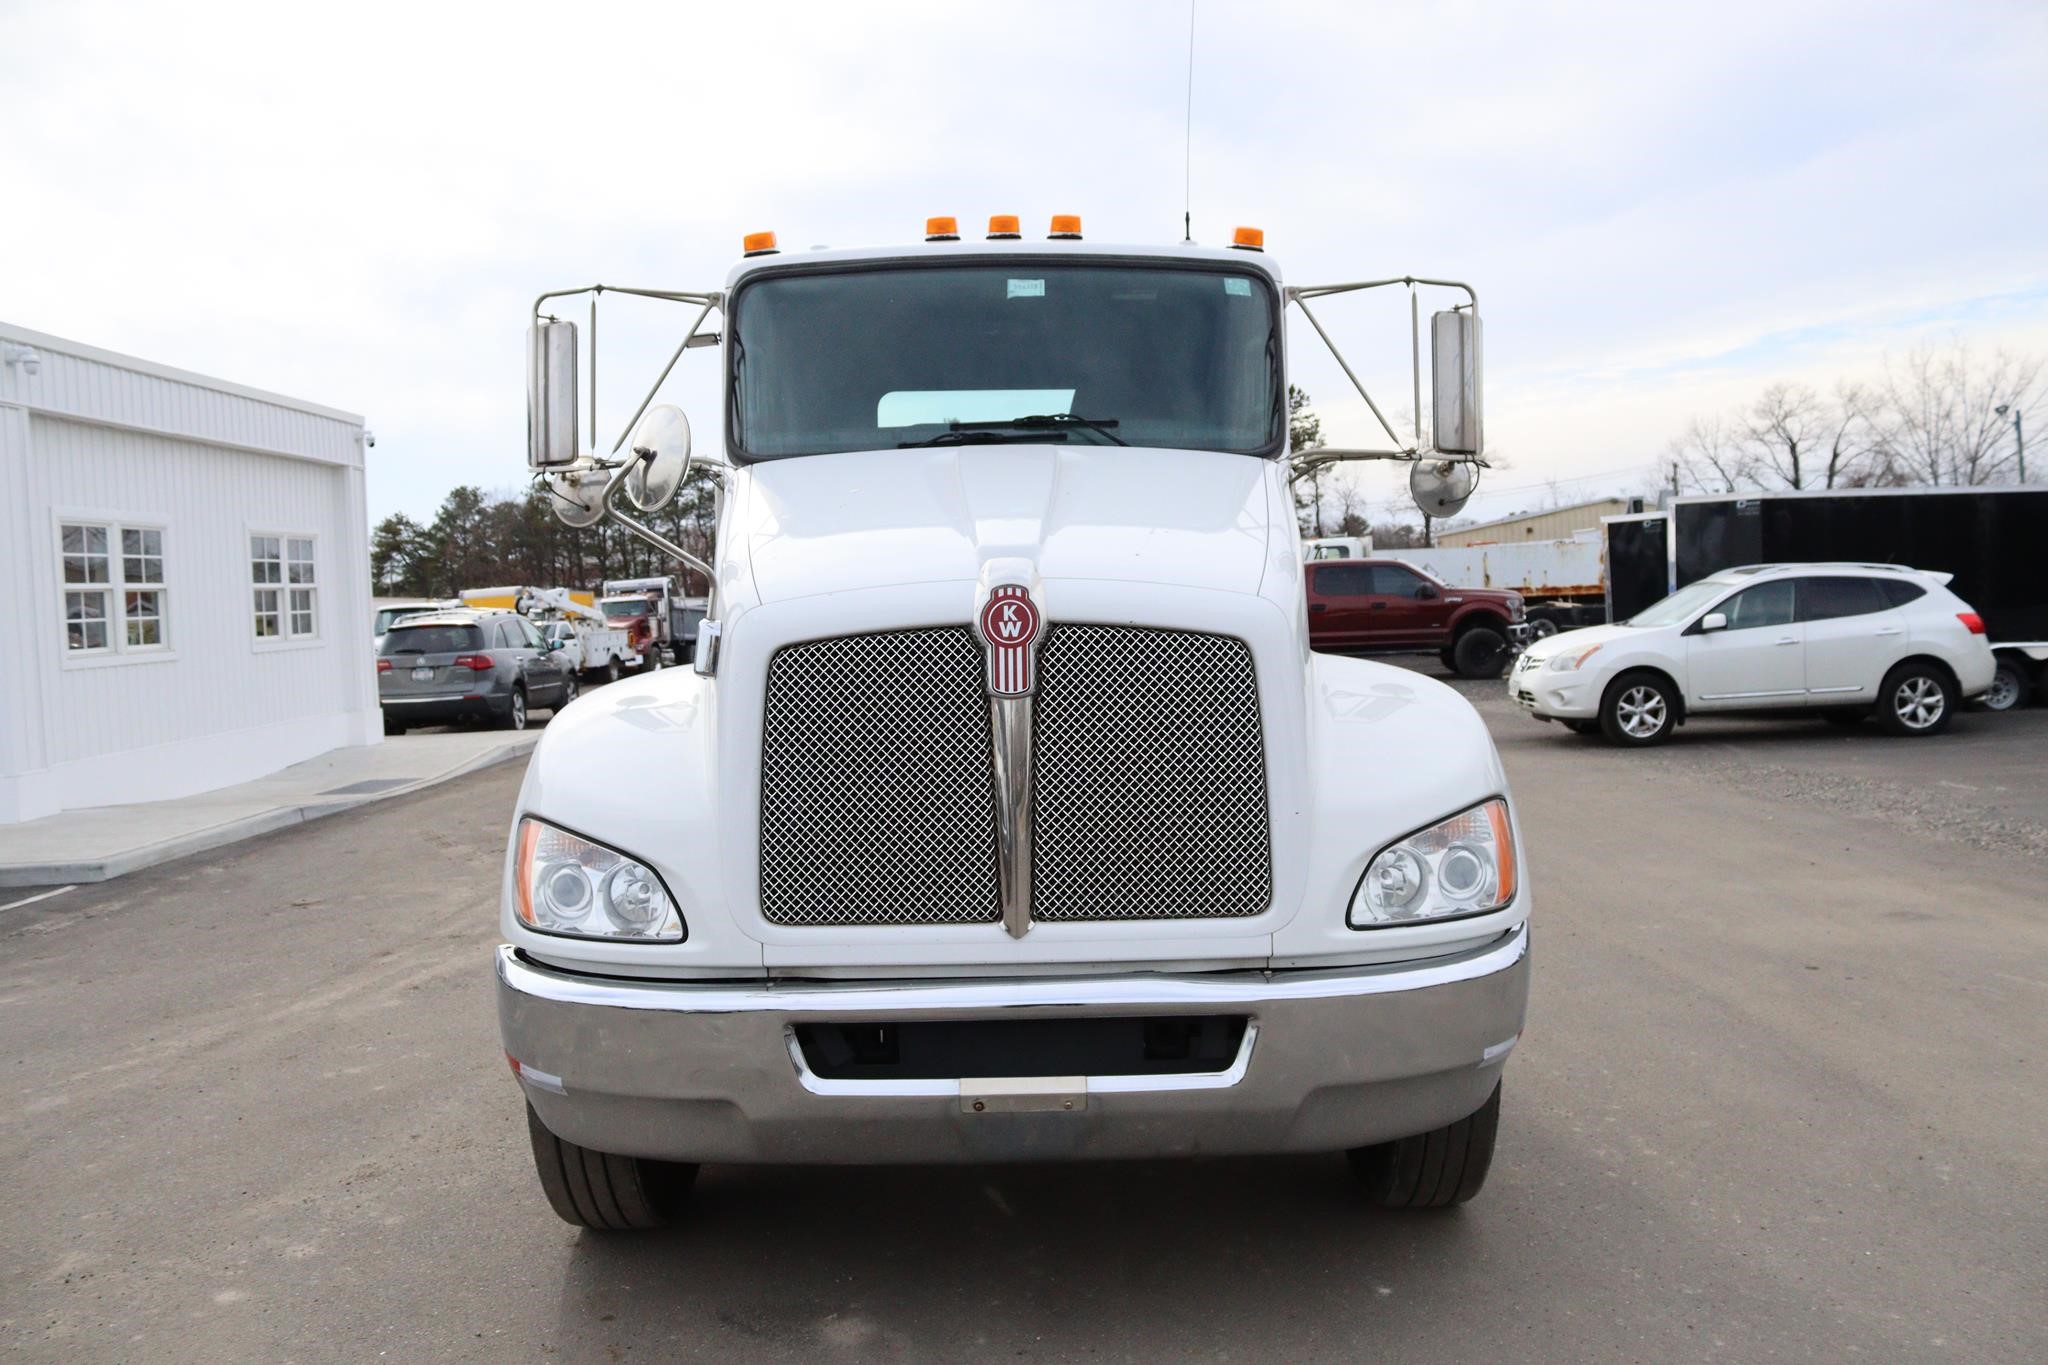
<box><xmin>0</xmin><ymin>322</ymin><xmax>378</xmax><ymax>824</ymax></box>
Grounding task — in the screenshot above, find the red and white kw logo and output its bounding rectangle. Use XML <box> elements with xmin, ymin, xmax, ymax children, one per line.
<box><xmin>976</xmin><ymin>584</ymin><xmax>1044</xmax><ymax>697</ymax></box>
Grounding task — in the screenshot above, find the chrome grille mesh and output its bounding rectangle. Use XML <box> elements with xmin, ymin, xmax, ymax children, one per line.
<box><xmin>759</xmin><ymin>629</ymin><xmax>1000</xmax><ymax>925</ymax></box>
<box><xmin>1032</xmin><ymin>627</ymin><xmax>1271</xmax><ymax>920</ymax></box>
<box><xmin>757</xmin><ymin>624</ymin><xmax>1271</xmax><ymax>926</ymax></box>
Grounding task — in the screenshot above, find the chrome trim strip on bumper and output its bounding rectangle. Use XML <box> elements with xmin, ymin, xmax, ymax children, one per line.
<box><xmin>496</xmin><ymin>924</ymin><xmax>1527</xmax><ymax>1016</ymax></box>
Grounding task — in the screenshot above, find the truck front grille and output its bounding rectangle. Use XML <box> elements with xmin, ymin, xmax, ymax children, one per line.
<box><xmin>758</xmin><ymin>625</ymin><xmax>1272</xmax><ymax>927</ymax></box>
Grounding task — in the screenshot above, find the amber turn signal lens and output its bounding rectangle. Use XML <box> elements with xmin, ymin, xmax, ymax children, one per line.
<box><xmin>925</xmin><ymin>216</ymin><xmax>959</xmax><ymax>240</ymax></box>
<box><xmin>742</xmin><ymin>230</ymin><xmax>779</xmax><ymax>255</ymax></box>
<box><xmin>986</xmin><ymin>214</ymin><xmax>1022</xmax><ymax>239</ymax></box>
<box><xmin>1231</xmin><ymin>225</ymin><xmax>1265</xmax><ymax>251</ymax></box>
<box><xmin>1048</xmin><ymin>214</ymin><xmax>1082</xmax><ymax>238</ymax></box>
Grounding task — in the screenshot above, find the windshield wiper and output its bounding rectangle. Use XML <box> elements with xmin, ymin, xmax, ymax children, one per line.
<box><xmin>950</xmin><ymin>413</ymin><xmax>1127</xmax><ymax>446</ymax></box>
<box><xmin>897</xmin><ymin>430</ymin><xmax>1070</xmax><ymax>449</ymax></box>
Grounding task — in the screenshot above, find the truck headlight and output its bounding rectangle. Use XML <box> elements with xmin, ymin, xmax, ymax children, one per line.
<box><xmin>1349</xmin><ymin>798</ymin><xmax>1517</xmax><ymax>927</ymax></box>
<box><xmin>514</xmin><ymin>817</ymin><xmax>685</xmax><ymax>942</ymax></box>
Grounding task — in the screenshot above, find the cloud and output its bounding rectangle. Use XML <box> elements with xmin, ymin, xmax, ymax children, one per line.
<box><xmin>2</xmin><ymin>0</ymin><xmax>2043</xmax><ymax>525</ymax></box>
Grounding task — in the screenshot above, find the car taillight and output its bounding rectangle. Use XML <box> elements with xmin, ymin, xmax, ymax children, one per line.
<box><xmin>376</xmin><ymin>658</ymin><xmax>392</xmax><ymax>673</ymax></box>
<box><xmin>454</xmin><ymin>654</ymin><xmax>494</xmax><ymax>672</ymax></box>
<box><xmin>1957</xmin><ymin>613</ymin><xmax>1986</xmax><ymax>636</ymax></box>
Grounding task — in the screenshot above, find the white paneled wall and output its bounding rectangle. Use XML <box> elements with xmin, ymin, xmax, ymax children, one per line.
<box><xmin>0</xmin><ymin>322</ymin><xmax>376</xmax><ymax>822</ymax></box>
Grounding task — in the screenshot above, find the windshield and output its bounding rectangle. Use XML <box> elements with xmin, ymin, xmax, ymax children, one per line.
<box><xmin>730</xmin><ymin>262</ymin><xmax>1281</xmax><ymax>460</ymax></box>
<box><xmin>1626</xmin><ymin>579</ymin><xmax>1731</xmax><ymax>628</ymax></box>
<box><xmin>601</xmin><ymin>600</ymin><xmax>648</xmax><ymax>621</ymax></box>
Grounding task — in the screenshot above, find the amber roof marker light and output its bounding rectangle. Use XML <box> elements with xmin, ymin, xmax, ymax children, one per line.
<box><xmin>1230</xmin><ymin>225</ymin><xmax>1265</xmax><ymax>252</ymax></box>
<box><xmin>986</xmin><ymin>214</ymin><xmax>1022</xmax><ymax>240</ymax></box>
<box><xmin>1048</xmin><ymin>214</ymin><xmax>1083</xmax><ymax>240</ymax></box>
<box><xmin>742</xmin><ymin>230</ymin><xmax>779</xmax><ymax>256</ymax></box>
<box><xmin>925</xmin><ymin>216</ymin><xmax>960</xmax><ymax>242</ymax></box>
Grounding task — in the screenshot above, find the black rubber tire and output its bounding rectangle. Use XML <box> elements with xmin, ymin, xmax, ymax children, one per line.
<box><xmin>1348</xmin><ymin>1083</ymin><xmax>1501</xmax><ymax>1208</ymax></box>
<box><xmin>1875</xmin><ymin>661</ymin><xmax>1954</xmax><ymax>737</ymax></box>
<box><xmin>559</xmin><ymin>675</ymin><xmax>579</xmax><ymax>711</ymax></box>
<box><xmin>1982</xmin><ymin>659</ymin><xmax>2030</xmax><ymax>712</ymax></box>
<box><xmin>642</xmin><ymin>648</ymin><xmax>664</xmax><ymax>674</ymax></box>
<box><xmin>1599</xmin><ymin>670</ymin><xmax>1677</xmax><ymax>746</ymax></box>
<box><xmin>382</xmin><ymin>713</ymin><xmax>405</xmax><ymax>737</ymax></box>
<box><xmin>525</xmin><ymin>1104</ymin><xmax>698</xmax><ymax>1231</ymax></box>
<box><xmin>1451</xmin><ymin>625</ymin><xmax>1510</xmax><ymax>679</ymax></box>
<box><xmin>504</xmin><ymin>687</ymin><xmax>528</xmax><ymax>732</ymax></box>
<box><xmin>605</xmin><ymin>656</ymin><xmax>623</xmax><ymax>685</ymax></box>
<box><xmin>1528</xmin><ymin>618</ymin><xmax>1559</xmax><ymax>640</ymax></box>
<box><xmin>1821</xmin><ymin>708</ymin><xmax>1869</xmax><ymax>728</ymax></box>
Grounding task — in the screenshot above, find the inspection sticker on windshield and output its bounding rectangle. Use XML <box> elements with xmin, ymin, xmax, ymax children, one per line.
<box><xmin>1224</xmin><ymin>277</ymin><xmax>1252</xmax><ymax>296</ymax></box>
<box><xmin>1007</xmin><ymin>278</ymin><xmax>1045</xmax><ymax>299</ymax></box>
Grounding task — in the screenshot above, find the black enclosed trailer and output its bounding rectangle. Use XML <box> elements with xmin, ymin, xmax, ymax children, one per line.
<box><xmin>1599</xmin><ymin>511</ymin><xmax>1670</xmax><ymax>624</ymax></box>
<box><xmin>1664</xmin><ymin>487</ymin><xmax>2048</xmax><ymax>708</ymax></box>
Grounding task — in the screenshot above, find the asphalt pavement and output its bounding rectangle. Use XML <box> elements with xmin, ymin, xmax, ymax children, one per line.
<box><xmin>3</xmin><ymin>667</ymin><xmax>2044</xmax><ymax>1361</ymax></box>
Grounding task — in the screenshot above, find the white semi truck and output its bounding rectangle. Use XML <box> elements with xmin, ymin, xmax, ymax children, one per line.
<box><xmin>499</xmin><ymin>218</ymin><xmax>1529</xmax><ymax>1229</ymax></box>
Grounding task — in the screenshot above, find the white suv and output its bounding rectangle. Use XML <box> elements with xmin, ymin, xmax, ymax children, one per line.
<box><xmin>1510</xmin><ymin>563</ymin><xmax>1996</xmax><ymax>745</ymax></box>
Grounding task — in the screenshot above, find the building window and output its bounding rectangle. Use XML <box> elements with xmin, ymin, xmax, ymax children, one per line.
<box><xmin>253</xmin><ymin>534</ymin><xmax>318</xmax><ymax>640</ymax></box>
<box><xmin>61</xmin><ymin>521</ymin><xmax>168</xmax><ymax>655</ymax></box>
<box><xmin>123</xmin><ymin>528</ymin><xmax>166</xmax><ymax>647</ymax></box>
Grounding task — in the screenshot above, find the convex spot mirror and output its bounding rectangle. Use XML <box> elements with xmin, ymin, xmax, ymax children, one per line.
<box><xmin>625</xmin><ymin>405</ymin><xmax>691</xmax><ymax>513</ymax></box>
<box><xmin>542</xmin><ymin>462</ymin><xmax>608</xmax><ymax>528</ymax></box>
<box><xmin>1410</xmin><ymin>457</ymin><xmax>1477</xmax><ymax>519</ymax></box>
<box><xmin>1430</xmin><ymin>310</ymin><xmax>1483</xmax><ymax>457</ymax></box>
<box><xmin>527</xmin><ymin>319</ymin><xmax>580</xmax><ymax>470</ymax></box>
<box><xmin>1699</xmin><ymin>611</ymin><xmax>1729</xmax><ymax>633</ymax></box>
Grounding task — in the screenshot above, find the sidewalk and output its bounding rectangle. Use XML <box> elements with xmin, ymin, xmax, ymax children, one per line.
<box><xmin>0</xmin><ymin>729</ymin><xmax>540</xmax><ymax>888</ymax></box>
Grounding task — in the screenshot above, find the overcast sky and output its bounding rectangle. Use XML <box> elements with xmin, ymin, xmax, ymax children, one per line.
<box><xmin>4</xmin><ymin>0</ymin><xmax>2043</xmax><ymax>527</ymax></box>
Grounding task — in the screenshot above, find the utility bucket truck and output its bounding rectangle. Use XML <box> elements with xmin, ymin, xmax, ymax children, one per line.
<box><xmin>460</xmin><ymin>585</ymin><xmax>640</xmax><ymax>683</ymax></box>
<box><xmin>500</xmin><ymin>217</ymin><xmax>1528</xmax><ymax>1229</ymax></box>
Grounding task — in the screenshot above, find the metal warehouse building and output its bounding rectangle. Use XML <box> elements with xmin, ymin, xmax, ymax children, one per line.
<box><xmin>0</xmin><ymin>323</ymin><xmax>378</xmax><ymax>824</ymax></box>
<box><xmin>1439</xmin><ymin>496</ymin><xmax>1638</xmax><ymax>547</ymax></box>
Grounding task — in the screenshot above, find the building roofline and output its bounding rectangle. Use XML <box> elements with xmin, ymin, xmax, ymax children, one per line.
<box><xmin>1444</xmin><ymin>495</ymin><xmax>1630</xmax><ymax>536</ymax></box>
<box><xmin>0</xmin><ymin>319</ymin><xmax>365</xmax><ymax>426</ymax></box>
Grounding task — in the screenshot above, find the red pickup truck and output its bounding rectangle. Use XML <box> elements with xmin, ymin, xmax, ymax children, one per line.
<box><xmin>1305</xmin><ymin>558</ymin><xmax>1527</xmax><ymax>678</ymax></box>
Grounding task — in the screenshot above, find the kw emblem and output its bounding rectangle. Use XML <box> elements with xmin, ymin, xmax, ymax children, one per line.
<box><xmin>973</xmin><ymin>574</ymin><xmax>1045</xmax><ymax>937</ymax></box>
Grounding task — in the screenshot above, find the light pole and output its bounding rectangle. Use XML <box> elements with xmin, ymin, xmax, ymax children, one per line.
<box><xmin>1995</xmin><ymin>404</ymin><xmax>2025</xmax><ymax>482</ymax></box>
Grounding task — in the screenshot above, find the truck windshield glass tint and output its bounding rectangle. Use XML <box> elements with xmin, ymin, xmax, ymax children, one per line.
<box><xmin>730</xmin><ymin>265</ymin><xmax>1281</xmax><ymax>459</ymax></box>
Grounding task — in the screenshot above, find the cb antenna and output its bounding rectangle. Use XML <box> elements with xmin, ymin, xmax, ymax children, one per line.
<box><xmin>1182</xmin><ymin>0</ymin><xmax>1196</xmax><ymax>242</ymax></box>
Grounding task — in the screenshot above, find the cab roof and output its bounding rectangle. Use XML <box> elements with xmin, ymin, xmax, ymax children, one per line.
<box><xmin>724</xmin><ymin>236</ymin><xmax>1284</xmax><ymax>290</ymax></box>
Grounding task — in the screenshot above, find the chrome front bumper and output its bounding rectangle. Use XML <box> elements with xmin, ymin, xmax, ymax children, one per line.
<box><xmin>497</xmin><ymin>927</ymin><xmax>1530</xmax><ymax>1164</ymax></box>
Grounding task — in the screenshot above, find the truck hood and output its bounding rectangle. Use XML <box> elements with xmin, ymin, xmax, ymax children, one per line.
<box><xmin>733</xmin><ymin>446</ymin><xmax>1277</xmax><ymax>605</ymax></box>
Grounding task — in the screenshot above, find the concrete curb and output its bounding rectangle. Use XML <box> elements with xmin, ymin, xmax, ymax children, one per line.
<box><xmin>0</xmin><ymin>739</ymin><xmax>537</xmax><ymax>889</ymax></box>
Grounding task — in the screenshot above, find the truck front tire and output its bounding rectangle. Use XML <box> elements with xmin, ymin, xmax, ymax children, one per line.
<box><xmin>526</xmin><ymin>1104</ymin><xmax>698</xmax><ymax>1231</ymax></box>
<box><xmin>1348</xmin><ymin>1083</ymin><xmax>1500</xmax><ymax>1208</ymax></box>
<box><xmin>1451</xmin><ymin>624</ymin><xmax>1510</xmax><ymax>679</ymax></box>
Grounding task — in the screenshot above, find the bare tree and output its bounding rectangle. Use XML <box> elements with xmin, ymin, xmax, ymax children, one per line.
<box><xmin>1667</xmin><ymin>414</ymin><xmax>1754</xmax><ymax>493</ymax></box>
<box><xmin>1877</xmin><ymin>340</ymin><xmax>2043</xmax><ymax>486</ymax></box>
<box><xmin>1737</xmin><ymin>382</ymin><xmax>1829</xmax><ymax>489</ymax></box>
<box><xmin>1820</xmin><ymin>380</ymin><xmax>1886</xmax><ymax>488</ymax></box>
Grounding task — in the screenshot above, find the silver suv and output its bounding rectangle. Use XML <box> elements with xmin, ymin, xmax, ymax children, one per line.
<box><xmin>377</xmin><ymin>609</ymin><xmax>577</xmax><ymax>735</ymax></box>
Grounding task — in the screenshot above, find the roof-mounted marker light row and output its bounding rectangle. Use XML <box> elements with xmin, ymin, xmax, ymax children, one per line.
<box><xmin>741</xmin><ymin>220</ymin><xmax>1266</xmax><ymax>254</ymax></box>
